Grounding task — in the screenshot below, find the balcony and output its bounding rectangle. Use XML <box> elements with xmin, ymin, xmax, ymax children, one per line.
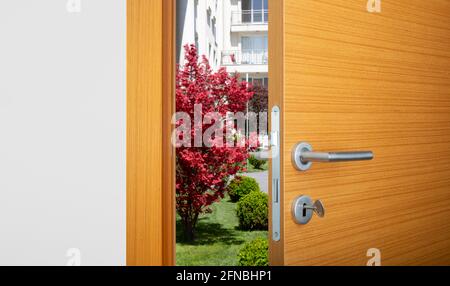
<box><xmin>231</xmin><ymin>10</ymin><xmax>268</xmax><ymax>32</ymax></box>
<box><xmin>221</xmin><ymin>50</ymin><xmax>268</xmax><ymax>66</ymax></box>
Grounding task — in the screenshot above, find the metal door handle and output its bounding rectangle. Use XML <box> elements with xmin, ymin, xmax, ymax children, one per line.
<box><xmin>292</xmin><ymin>142</ymin><xmax>374</xmax><ymax>171</ymax></box>
<box><xmin>301</xmin><ymin>151</ymin><xmax>374</xmax><ymax>163</ymax></box>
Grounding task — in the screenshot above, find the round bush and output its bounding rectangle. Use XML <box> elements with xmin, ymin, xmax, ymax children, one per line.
<box><xmin>236</xmin><ymin>191</ymin><xmax>268</xmax><ymax>230</ymax></box>
<box><xmin>238</xmin><ymin>238</ymin><xmax>269</xmax><ymax>266</ymax></box>
<box><xmin>227</xmin><ymin>176</ymin><xmax>260</xmax><ymax>203</ymax></box>
<box><xmin>248</xmin><ymin>154</ymin><xmax>267</xmax><ymax>170</ymax></box>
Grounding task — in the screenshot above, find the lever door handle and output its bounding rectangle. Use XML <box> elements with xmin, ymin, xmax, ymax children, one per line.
<box><xmin>292</xmin><ymin>142</ymin><xmax>374</xmax><ymax>171</ymax></box>
<box><xmin>301</xmin><ymin>151</ymin><xmax>374</xmax><ymax>163</ymax></box>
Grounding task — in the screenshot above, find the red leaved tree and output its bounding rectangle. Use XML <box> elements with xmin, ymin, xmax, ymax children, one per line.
<box><xmin>248</xmin><ymin>84</ymin><xmax>269</xmax><ymax>135</ymax></box>
<box><xmin>175</xmin><ymin>45</ymin><xmax>254</xmax><ymax>241</ymax></box>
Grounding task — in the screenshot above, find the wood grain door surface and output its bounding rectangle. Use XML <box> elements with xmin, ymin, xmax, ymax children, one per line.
<box><xmin>270</xmin><ymin>0</ymin><xmax>450</xmax><ymax>265</ymax></box>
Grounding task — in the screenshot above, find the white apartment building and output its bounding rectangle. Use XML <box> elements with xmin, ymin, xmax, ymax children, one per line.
<box><xmin>221</xmin><ymin>0</ymin><xmax>268</xmax><ymax>88</ymax></box>
<box><xmin>177</xmin><ymin>0</ymin><xmax>268</xmax><ymax>87</ymax></box>
<box><xmin>177</xmin><ymin>0</ymin><xmax>223</xmax><ymax>71</ymax></box>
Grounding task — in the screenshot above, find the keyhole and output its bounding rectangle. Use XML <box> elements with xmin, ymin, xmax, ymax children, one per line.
<box><xmin>302</xmin><ymin>203</ymin><xmax>307</xmax><ymax>217</ymax></box>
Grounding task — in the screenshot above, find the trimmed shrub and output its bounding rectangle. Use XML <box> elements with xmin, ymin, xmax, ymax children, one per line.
<box><xmin>248</xmin><ymin>154</ymin><xmax>267</xmax><ymax>170</ymax></box>
<box><xmin>227</xmin><ymin>176</ymin><xmax>260</xmax><ymax>203</ymax></box>
<box><xmin>236</xmin><ymin>191</ymin><xmax>268</xmax><ymax>230</ymax></box>
<box><xmin>238</xmin><ymin>238</ymin><xmax>269</xmax><ymax>266</ymax></box>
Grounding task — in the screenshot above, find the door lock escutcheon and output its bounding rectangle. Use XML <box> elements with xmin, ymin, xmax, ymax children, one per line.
<box><xmin>292</xmin><ymin>195</ymin><xmax>325</xmax><ymax>225</ymax></box>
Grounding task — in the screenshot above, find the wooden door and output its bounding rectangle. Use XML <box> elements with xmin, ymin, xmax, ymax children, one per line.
<box><xmin>127</xmin><ymin>0</ymin><xmax>175</xmax><ymax>266</ymax></box>
<box><xmin>269</xmin><ymin>0</ymin><xmax>450</xmax><ymax>265</ymax></box>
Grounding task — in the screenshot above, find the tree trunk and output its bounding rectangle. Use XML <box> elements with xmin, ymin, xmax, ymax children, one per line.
<box><xmin>182</xmin><ymin>213</ymin><xmax>199</xmax><ymax>242</ymax></box>
<box><xmin>183</xmin><ymin>220</ymin><xmax>195</xmax><ymax>241</ymax></box>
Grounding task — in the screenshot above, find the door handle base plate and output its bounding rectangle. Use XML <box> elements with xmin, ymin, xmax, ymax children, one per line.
<box><xmin>292</xmin><ymin>142</ymin><xmax>313</xmax><ymax>171</ymax></box>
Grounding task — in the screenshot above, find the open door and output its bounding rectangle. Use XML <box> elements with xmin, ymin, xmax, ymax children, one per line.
<box><xmin>269</xmin><ymin>0</ymin><xmax>450</xmax><ymax>265</ymax></box>
<box><xmin>127</xmin><ymin>0</ymin><xmax>175</xmax><ymax>266</ymax></box>
<box><xmin>127</xmin><ymin>0</ymin><xmax>450</xmax><ymax>266</ymax></box>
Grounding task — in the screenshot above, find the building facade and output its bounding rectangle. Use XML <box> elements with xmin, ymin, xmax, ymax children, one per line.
<box><xmin>177</xmin><ymin>0</ymin><xmax>223</xmax><ymax>71</ymax></box>
<box><xmin>222</xmin><ymin>0</ymin><xmax>268</xmax><ymax>87</ymax></box>
<box><xmin>177</xmin><ymin>0</ymin><xmax>268</xmax><ymax>87</ymax></box>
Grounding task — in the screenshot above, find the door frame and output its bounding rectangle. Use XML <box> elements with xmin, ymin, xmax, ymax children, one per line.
<box><xmin>127</xmin><ymin>0</ymin><xmax>176</xmax><ymax>266</ymax></box>
<box><xmin>126</xmin><ymin>0</ymin><xmax>284</xmax><ymax>266</ymax></box>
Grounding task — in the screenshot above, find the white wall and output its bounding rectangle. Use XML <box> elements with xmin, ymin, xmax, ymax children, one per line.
<box><xmin>176</xmin><ymin>0</ymin><xmax>196</xmax><ymax>64</ymax></box>
<box><xmin>0</xmin><ymin>0</ymin><xmax>126</xmax><ymax>266</ymax></box>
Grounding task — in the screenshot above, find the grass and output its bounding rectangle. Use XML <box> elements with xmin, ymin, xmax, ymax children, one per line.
<box><xmin>176</xmin><ymin>196</ymin><xmax>268</xmax><ymax>266</ymax></box>
<box><xmin>244</xmin><ymin>161</ymin><xmax>269</xmax><ymax>173</ymax></box>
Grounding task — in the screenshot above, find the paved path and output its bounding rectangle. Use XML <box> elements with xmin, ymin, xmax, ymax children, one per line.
<box><xmin>242</xmin><ymin>171</ymin><xmax>269</xmax><ymax>194</ymax></box>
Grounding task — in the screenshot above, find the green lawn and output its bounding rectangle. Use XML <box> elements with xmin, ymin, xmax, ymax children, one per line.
<box><xmin>176</xmin><ymin>196</ymin><xmax>268</xmax><ymax>266</ymax></box>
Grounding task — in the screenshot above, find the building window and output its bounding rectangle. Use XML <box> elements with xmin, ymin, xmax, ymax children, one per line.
<box><xmin>241</xmin><ymin>36</ymin><xmax>268</xmax><ymax>65</ymax></box>
<box><xmin>242</xmin><ymin>36</ymin><xmax>268</xmax><ymax>50</ymax></box>
<box><xmin>242</xmin><ymin>0</ymin><xmax>268</xmax><ymax>23</ymax></box>
<box><xmin>212</xmin><ymin>17</ymin><xmax>217</xmax><ymax>40</ymax></box>
<box><xmin>242</xmin><ymin>77</ymin><xmax>269</xmax><ymax>88</ymax></box>
<box><xmin>207</xmin><ymin>9</ymin><xmax>211</xmax><ymax>27</ymax></box>
<box><xmin>195</xmin><ymin>32</ymin><xmax>199</xmax><ymax>50</ymax></box>
<box><xmin>253</xmin><ymin>78</ymin><xmax>263</xmax><ymax>87</ymax></box>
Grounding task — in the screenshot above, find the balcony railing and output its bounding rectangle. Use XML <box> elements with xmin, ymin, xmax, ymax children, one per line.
<box><xmin>221</xmin><ymin>50</ymin><xmax>268</xmax><ymax>66</ymax></box>
<box><xmin>231</xmin><ymin>10</ymin><xmax>268</xmax><ymax>25</ymax></box>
